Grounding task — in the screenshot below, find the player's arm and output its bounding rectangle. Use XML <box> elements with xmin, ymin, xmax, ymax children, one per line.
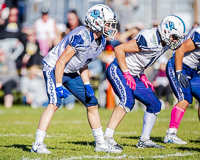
<box><xmin>175</xmin><ymin>38</ymin><xmax>196</xmax><ymax>70</ymax></box>
<box><xmin>55</xmin><ymin>45</ymin><xmax>75</xmax><ymax>85</ymax></box>
<box><xmin>80</xmin><ymin>65</ymin><xmax>90</xmax><ymax>84</ymax></box>
<box><xmin>80</xmin><ymin>65</ymin><xmax>95</xmax><ymax>98</ymax></box>
<box><xmin>114</xmin><ymin>39</ymin><xmax>140</xmax><ymax>90</ymax></box>
<box><xmin>114</xmin><ymin>39</ymin><xmax>140</xmax><ymax>72</ymax></box>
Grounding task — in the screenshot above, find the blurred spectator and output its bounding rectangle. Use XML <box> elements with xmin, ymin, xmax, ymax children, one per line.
<box><xmin>152</xmin><ymin>18</ymin><xmax>160</xmax><ymax>28</ymax></box>
<box><xmin>20</xmin><ymin>65</ymin><xmax>48</xmax><ymax>108</ymax></box>
<box><xmin>192</xmin><ymin>21</ymin><xmax>199</xmax><ymax>29</ymax></box>
<box><xmin>0</xmin><ymin>48</ymin><xmax>19</xmax><ymax>108</ymax></box>
<box><xmin>53</xmin><ymin>22</ymin><xmax>66</xmax><ymax>46</ymax></box>
<box><xmin>152</xmin><ymin>55</ymin><xmax>172</xmax><ymax>109</ymax></box>
<box><xmin>0</xmin><ymin>37</ymin><xmax>24</xmax><ymax>62</ymax></box>
<box><xmin>33</xmin><ymin>6</ymin><xmax>57</xmax><ymax>57</ymax></box>
<box><xmin>65</xmin><ymin>10</ymin><xmax>83</xmax><ymax>35</ymax></box>
<box><xmin>118</xmin><ymin>26</ymin><xmax>141</xmax><ymax>43</ymax></box>
<box><xmin>0</xmin><ymin>6</ymin><xmax>22</xmax><ymax>40</ymax></box>
<box><xmin>114</xmin><ymin>0</ymin><xmax>138</xmax><ymax>33</ymax></box>
<box><xmin>16</xmin><ymin>29</ymin><xmax>43</xmax><ymax>70</ymax></box>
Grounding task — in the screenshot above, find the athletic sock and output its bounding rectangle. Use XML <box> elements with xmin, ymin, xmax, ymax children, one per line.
<box><xmin>140</xmin><ymin>111</ymin><xmax>157</xmax><ymax>141</ymax></box>
<box><xmin>35</xmin><ymin>129</ymin><xmax>46</xmax><ymax>144</ymax></box>
<box><xmin>104</xmin><ymin>127</ymin><xmax>114</xmax><ymax>139</ymax></box>
<box><xmin>169</xmin><ymin>105</ymin><xmax>185</xmax><ymax>131</ymax></box>
<box><xmin>92</xmin><ymin>126</ymin><xmax>105</xmax><ymax>144</ymax></box>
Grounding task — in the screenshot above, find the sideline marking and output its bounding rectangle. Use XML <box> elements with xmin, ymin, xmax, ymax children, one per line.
<box><xmin>22</xmin><ymin>152</ymin><xmax>195</xmax><ymax>160</ymax></box>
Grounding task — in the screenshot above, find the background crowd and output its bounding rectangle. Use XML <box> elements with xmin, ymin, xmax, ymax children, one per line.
<box><xmin>0</xmin><ymin>0</ymin><xmax>199</xmax><ymax>110</ymax></box>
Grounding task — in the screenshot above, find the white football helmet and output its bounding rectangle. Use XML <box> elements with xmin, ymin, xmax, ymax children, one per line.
<box><xmin>85</xmin><ymin>4</ymin><xmax>118</xmax><ymax>40</ymax></box>
<box><xmin>158</xmin><ymin>15</ymin><xmax>185</xmax><ymax>50</ymax></box>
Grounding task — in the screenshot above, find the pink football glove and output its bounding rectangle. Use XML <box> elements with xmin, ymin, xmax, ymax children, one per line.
<box><xmin>123</xmin><ymin>70</ymin><xmax>136</xmax><ymax>90</ymax></box>
<box><xmin>140</xmin><ymin>74</ymin><xmax>154</xmax><ymax>91</ymax></box>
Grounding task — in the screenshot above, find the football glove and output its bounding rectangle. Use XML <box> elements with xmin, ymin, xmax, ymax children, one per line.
<box><xmin>56</xmin><ymin>86</ymin><xmax>71</xmax><ymax>98</ymax></box>
<box><xmin>176</xmin><ymin>70</ymin><xmax>190</xmax><ymax>88</ymax></box>
<box><xmin>123</xmin><ymin>70</ymin><xmax>136</xmax><ymax>90</ymax></box>
<box><xmin>84</xmin><ymin>84</ymin><xmax>95</xmax><ymax>98</ymax></box>
<box><xmin>140</xmin><ymin>74</ymin><xmax>154</xmax><ymax>91</ymax></box>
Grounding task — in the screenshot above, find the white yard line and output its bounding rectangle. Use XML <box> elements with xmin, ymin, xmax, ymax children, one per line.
<box><xmin>22</xmin><ymin>152</ymin><xmax>195</xmax><ymax>160</ymax></box>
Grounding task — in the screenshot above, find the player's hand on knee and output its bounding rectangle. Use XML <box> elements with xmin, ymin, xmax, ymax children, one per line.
<box><xmin>140</xmin><ymin>74</ymin><xmax>154</xmax><ymax>91</ymax></box>
<box><xmin>84</xmin><ymin>84</ymin><xmax>95</xmax><ymax>98</ymax></box>
<box><xmin>176</xmin><ymin>70</ymin><xmax>190</xmax><ymax>88</ymax></box>
<box><xmin>56</xmin><ymin>86</ymin><xmax>71</xmax><ymax>98</ymax></box>
<box><xmin>123</xmin><ymin>70</ymin><xmax>136</xmax><ymax>90</ymax></box>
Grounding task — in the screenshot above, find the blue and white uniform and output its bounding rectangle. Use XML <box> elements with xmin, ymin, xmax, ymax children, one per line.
<box><xmin>166</xmin><ymin>26</ymin><xmax>200</xmax><ymax>103</ymax></box>
<box><xmin>106</xmin><ymin>28</ymin><xmax>169</xmax><ymax>113</ymax></box>
<box><xmin>43</xmin><ymin>26</ymin><xmax>106</xmax><ymax>107</ymax></box>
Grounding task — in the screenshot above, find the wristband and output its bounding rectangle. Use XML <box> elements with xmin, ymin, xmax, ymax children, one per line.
<box><xmin>56</xmin><ymin>83</ymin><xmax>62</xmax><ymax>87</ymax></box>
<box><xmin>84</xmin><ymin>82</ymin><xmax>90</xmax><ymax>85</ymax></box>
<box><xmin>123</xmin><ymin>69</ymin><xmax>130</xmax><ymax>73</ymax></box>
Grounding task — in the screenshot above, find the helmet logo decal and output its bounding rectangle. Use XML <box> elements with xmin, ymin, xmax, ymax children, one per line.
<box><xmin>90</xmin><ymin>10</ymin><xmax>102</xmax><ymax>19</ymax></box>
<box><xmin>166</xmin><ymin>21</ymin><xmax>177</xmax><ymax>31</ymax></box>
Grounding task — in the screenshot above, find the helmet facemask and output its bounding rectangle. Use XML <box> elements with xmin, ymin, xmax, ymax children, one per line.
<box><xmin>100</xmin><ymin>19</ymin><xmax>118</xmax><ymax>40</ymax></box>
<box><xmin>165</xmin><ymin>34</ymin><xmax>184</xmax><ymax>50</ymax></box>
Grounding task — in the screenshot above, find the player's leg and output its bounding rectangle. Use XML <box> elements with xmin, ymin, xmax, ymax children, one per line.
<box><xmin>31</xmin><ymin>69</ymin><xmax>62</xmax><ymax>154</ymax></box>
<box><xmin>63</xmin><ymin>72</ymin><xmax>121</xmax><ymax>153</ymax></box>
<box><xmin>134</xmin><ymin>77</ymin><xmax>164</xmax><ymax>149</ymax></box>
<box><xmin>104</xmin><ymin>62</ymin><xmax>135</xmax><ymax>150</ymax></box>
<box><xmin>164</xmin><ymin>57</ymin><xmax>191</xmax><ymax>144</ymax></box>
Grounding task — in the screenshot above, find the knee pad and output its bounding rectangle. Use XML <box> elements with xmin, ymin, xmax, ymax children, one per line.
<box><xmin>146</xmin><ymin>100</ymin><xmax>161</xmax><ymax>114</ymax></box>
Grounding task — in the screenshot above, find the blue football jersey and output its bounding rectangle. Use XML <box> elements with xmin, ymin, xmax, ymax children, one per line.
<box><xmin>43</xmin><ymin>26</ymin><xmax>106</xmax><ymax>73</ymax></box>
<box><xmin>180</xmin><ymin>26</ymin><xmax>200</xmax><ymax>69</ymax></box>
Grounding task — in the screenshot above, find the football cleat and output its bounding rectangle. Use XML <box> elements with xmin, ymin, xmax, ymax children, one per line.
<box><xmin>104</xmin><ymin>137</ymin><xmax>124</xmax><ymax>150</ymax></box>
<box><xmin>136</xmin><ymin>139</ymin><xmax>165</xmax><ymax>149</ymax></box>
<box><xmin>95</xmin><ymin>141</ymin><xmax>122</xmax><ymax>153</ymax></box>
<box><xmin>30</xmin><ymin>142</ymin><xmax>51</xmax><ymax>154</ymax></box>
<box><xmin>163</xmin><ymin>129</ymin><xmax>187</xmax><ymax>145</ymax></box>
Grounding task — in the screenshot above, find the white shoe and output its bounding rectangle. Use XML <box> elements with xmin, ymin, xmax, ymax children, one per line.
<box><xmin>104</xmin><ymin>137</ymin><xmax>123</xmax><ymax>150</ymax></box>
<box><xmin>95</xmin><ymin>142</ymin><xmax>122</xmax><ymax>153</ymax></box>
<box><xmin>136</xmin><ymin>139</ymin><xmax>165</xmax><ymax>149</ymax></box>
<box><xmin>163</xmin><ymin>129</ymin><xmax>187</xmax><ymax>145</ymax></box>
<box><xmin>30</xmin><ymin>142</ymin><xmax>51</xmax><ymax>154</ymax></box>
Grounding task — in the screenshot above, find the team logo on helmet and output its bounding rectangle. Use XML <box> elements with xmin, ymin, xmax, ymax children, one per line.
<box><xmin>90</xmin><ymin>10</ymin><xmax>102</xmax><ymax>19</ymax></box>
<box><xmin>166</xmin><ymin>21</ymin><xmax>177</xmax><ymax>31</ymax></box>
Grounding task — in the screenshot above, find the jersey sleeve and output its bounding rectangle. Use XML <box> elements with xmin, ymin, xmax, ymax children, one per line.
<box><xmin>191</xmin><ymin>31</ymin><xmax>200</xmax><ymax>47</ymax></box>
<box><xmin>69</xmin><ymin>29</ymin><xmax>90</xmax><ymax>52</ymax></box>
<box><xmin>136</xmin><ymin>34</ymin><xmax>148</xmax><ymax>49</ymax></box>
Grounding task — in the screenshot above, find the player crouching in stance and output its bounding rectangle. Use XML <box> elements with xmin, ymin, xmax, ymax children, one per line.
<box><xmin>104</xmin><ymin>15</ymin><xmax>185</xmax><ymax>149</ymax></box>
<box><xmin>164</xmin><ymin>25</ymin><xmax>200</xmax><ymax>145</ymax></box>
<box><xmin>30</xmin><ymin>4</ymin><xmax>121</xmax><ymax>154</ymax></box>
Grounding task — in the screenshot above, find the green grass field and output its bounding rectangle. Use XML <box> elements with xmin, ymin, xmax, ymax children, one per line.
<box><xmin>0</xmin><ymin>103</ymin><xmax>200</xmax><ymax>160</ymax></box>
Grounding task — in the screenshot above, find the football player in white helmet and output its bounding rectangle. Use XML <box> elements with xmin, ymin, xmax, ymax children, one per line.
<box><xmin>30</xmin><ymin>4</ymin><xmax>120</xmax><ymax>154</ymax></box>
<box><xmin>85</xmin><ymin>4</ymin><xmax>118</xmax><ymax>40</ymax></box>
<box><xmin>164</xmin><ymin>23</ymin><xmax>200</xmax><ymax>145</ymax></box>
<box><xmin>103</xmin><ymin>15</ymin><xmax>185</xmax><ymax>150</ymax></box>
<box><xmin>158</xmin><ymin>15</ymin><xmax>185</xmax><ymax>50</ymax></box>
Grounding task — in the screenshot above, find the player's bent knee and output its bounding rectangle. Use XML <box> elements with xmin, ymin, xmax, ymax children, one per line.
<box><xmin>146</xmin><ymin>100</ymin><xmax>161</xmax><ymax>114</ymax></box>
<box><xmin>119</xmin><ymin>103</ymin><xmax>134</xmax><ymax>113</ymax></box>
<box><xmin>47</xmin><ymin>103</ymin><xmax>59</xmax><ymax>112</ymax></box>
